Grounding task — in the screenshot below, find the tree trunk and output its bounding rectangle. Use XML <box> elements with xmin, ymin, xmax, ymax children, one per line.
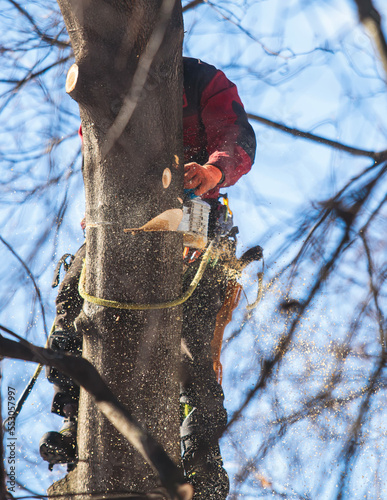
<box><xmin>50</xmin><ymin>1</ymin><xmax>184</xmax><ymax>498</ymax></box>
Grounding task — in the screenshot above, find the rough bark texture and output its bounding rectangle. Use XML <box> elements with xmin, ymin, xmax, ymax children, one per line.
<box><xmin>51</xmin><ymin>1</ymin><xmax>184</xmax><ymax>498</ymax></box>
<box><xmin>0</xmin><ymin>334</ymin><xmax>191</xmax><ymax>498</ymax></box>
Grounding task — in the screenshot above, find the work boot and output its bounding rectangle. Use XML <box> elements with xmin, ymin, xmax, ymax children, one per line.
<box><xmin>39</xmin><ymin>417</ymin><xmax>77</xmax><ymax>471</ymax></box>
<box><xmin>181</xmin><ymin>406</ymin><xmax>229</xmax><ymax>499</ymax></box>
<box><xmin>184</xmin><ymin>445</ymin><xmax>229</xmax><ymax>499</ymax></box>
<box><xmin>46</xmin><ymin>327</ymin><xmax>80</xmax><ymax>418</ymax></box>
<box><xmin>46</xmin><ymin>329</ymin><xmax>82</xmax><ymax>390</ymax></box>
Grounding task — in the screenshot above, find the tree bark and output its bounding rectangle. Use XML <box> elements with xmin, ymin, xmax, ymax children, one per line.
<box><xmin>51</xmin><ymin>1</ymin><xmax>184</xmax><ymax>498</ymax></box>
<box><xmin>0</xmin><ymin>333</ymin><xmax>192</xmax><ymax>499</ymax></box>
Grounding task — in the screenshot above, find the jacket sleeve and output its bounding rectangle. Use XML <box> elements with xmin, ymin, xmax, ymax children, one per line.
<box><xmin>200</xmin><ymin>70</ymin><xmax>256</xmax><ymax>190</ymax></box>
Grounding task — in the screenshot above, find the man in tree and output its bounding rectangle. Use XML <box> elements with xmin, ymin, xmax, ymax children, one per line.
<box><xmin>40</xmin><ymin>57</ymin><xmax>256</xmax><ymax>499</ymax></box>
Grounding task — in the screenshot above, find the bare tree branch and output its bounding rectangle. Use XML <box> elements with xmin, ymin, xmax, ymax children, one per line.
<box><xmin>227</xmin><ymin>161</ymin><xmax>387</xmax><ymax>430</ymax></box>
<box><xmin>354</xmin><ymin>0</ymin><xmax>387</xmax><ymax>76</ymax></box>
<box><xmin>182</xmin><ymin>0</ymin><xmax>204</xmax><ymax>12</ymax></box>
<box><xmin>0</xmin><ymin>57</ymin><xmax>71</xmax><ymax>94</ymax></box>
<box><xmin>0</xmin><ymin>235</ymin><xmax>48</xmax><ymax>338</ymax></box>
<box><xmin>247</xmin><ymin>112</ymin><xmax>387</xmax><ymax>160</ymax></box>
<box><xmin>8</xmin><ymin>0</ymin><xmax>69</xmax><ymax>48</ymax></box>
<box><xmin>360</xmin><ymin>231</ymin><xmax>386</xmax><ymax>348</ymax></box>
<box><xmin>336</xmin><ymin>358</ymin><xmax>385</xmax><ymax>499</ymax></box>
<box><xmin>0</xmin><ymin>327</ymin><xmax>193</xmax><ymax>500</ymax></box>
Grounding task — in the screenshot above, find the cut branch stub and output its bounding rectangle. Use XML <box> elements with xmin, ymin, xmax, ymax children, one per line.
<box><xmin>66</xmin><ymin>63</ymin><xmax>79</xmax><ymax>96</ymax></box>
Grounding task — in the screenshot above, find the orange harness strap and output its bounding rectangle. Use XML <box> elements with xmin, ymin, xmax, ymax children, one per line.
<box><xmin>211</xmin><ymin>279</ymin><xmax>242</xmax><ymax>385</ymax></box>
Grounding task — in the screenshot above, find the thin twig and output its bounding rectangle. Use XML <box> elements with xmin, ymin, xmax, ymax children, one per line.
<box><xmin>0</xmin><ymin>235</ymin><xmax>48</xmax><ymax>337</ymax></box>
<box><xmin>182</xmin><ymin>0</ymin><xmax>204</xmax><ymax>12</ymax></box>
<box><xmin>247</xmin><ymin>113</ymin><xmax>387</xmax><ymax>160</ymax></box>
<box><xmin>354</xmin><ymin>0</ymin><xmax>387</xmax><ymax>76</ymax></box>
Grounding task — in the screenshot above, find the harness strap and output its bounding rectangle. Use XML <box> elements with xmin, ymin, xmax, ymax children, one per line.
<box><xmin>78</xmin><ymin>241</ymin><xmax>216</xmax><ymax>310</ymax></box>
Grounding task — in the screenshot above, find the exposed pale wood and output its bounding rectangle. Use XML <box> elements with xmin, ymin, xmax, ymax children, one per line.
<box><xmin>162</xmin><ymin>167</ymin><xmax>172</xmax><ymax>188</ymax></box>
<box><xmin>65</xmin><ymin>63</ymin><xmax>79</xmax><ymax>94</ymax></box>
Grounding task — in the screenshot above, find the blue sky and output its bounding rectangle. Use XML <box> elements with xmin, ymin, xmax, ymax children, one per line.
<box><xmin>1</xmin><ymin>1</ymin><xmax>387</xmax><ymax>498</ymax></box>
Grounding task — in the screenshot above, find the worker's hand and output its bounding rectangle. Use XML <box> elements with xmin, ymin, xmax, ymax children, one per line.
<box><xmin>184</xmin><ymin>162</ymin><xmax>223</xmax><ymax>196</ymax></box>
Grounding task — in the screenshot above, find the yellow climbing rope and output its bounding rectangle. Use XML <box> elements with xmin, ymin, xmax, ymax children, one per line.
<box><xmin>78</xmin><ymin>241</ymin><xmax>216</xmax><ymax>310</ymax></box>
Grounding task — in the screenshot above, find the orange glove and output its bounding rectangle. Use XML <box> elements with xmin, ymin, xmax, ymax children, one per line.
<box><xmin>184</xmin><ymin>162</ymin><xmax>223</xmax><ymax>196</ymax></box>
